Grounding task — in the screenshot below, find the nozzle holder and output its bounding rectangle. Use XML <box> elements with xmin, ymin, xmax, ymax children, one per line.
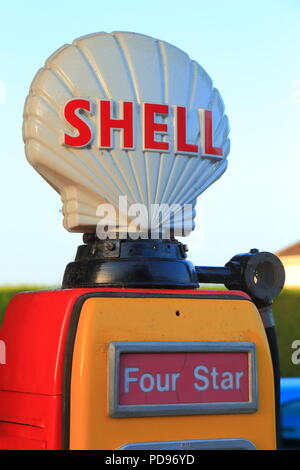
<box><xmin>196</xmin><ymin>250</ymin><xmax>285</xmax><ymax>307</ymax></box>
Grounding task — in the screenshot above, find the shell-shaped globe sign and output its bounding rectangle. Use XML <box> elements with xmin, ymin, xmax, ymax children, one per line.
<box><xmin>23</xmin><ymin>31</ymin><xmax>230</xmax><ymax>236</ymax></box>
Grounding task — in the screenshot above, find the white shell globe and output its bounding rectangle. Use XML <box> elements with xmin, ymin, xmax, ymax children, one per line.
<box><xmin>23</xmin><ymin>31</ymin><xmax>230</xmax><ymax>235</ymax></box>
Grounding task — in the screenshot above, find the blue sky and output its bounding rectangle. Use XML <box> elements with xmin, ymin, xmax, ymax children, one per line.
<box><xmin>0</xmin><ymin>0</ymin><xmax>299</xmax><ymax>284</ymax></box>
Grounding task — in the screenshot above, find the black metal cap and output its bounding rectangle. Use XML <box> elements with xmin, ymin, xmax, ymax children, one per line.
<box><xmin>62</xmin><ymin>237</ymin><xmax>199</xmax><ymax>289</ymax></box>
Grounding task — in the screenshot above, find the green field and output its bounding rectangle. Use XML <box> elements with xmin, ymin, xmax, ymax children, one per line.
<box><xmin>0</xmin><ymin>286</ymin><xmax>300</xmax><ymax>377</ymax></box>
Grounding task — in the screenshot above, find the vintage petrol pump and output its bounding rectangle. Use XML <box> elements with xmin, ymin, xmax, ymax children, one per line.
<box><xmin>0</xmin><ymin>32</ymin><xmax>285</xmax><ymax>450</ymax></box>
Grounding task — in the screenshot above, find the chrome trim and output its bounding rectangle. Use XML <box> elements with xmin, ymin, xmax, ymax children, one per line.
<box><xmin>109</xmin><ymin>341</ymin><xmax>258</xmax><ymax>418</ymax></box>
<box><xmin>119</xmin><ymin>438</ymin><xmax>256</xmax><ymax>450</ymax></box>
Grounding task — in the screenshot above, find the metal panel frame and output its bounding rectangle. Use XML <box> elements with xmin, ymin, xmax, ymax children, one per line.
<box><xmin>108</xmin><ymin>341</ymin><xmax>258</xmax><ymax>418</ymax></box>
<box><xmin>119</xmin><ymin>438</ymin><xmax>256</xmax><ymax>450</ymax></box>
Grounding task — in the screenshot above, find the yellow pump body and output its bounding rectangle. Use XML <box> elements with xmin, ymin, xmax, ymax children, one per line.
<box><xmin>66</xmin><ymin>290</ymin><xmax>276</xmax><ymax>450</ymax></box>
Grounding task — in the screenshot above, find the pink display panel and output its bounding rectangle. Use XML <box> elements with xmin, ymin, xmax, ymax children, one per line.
<box><xmin>119</xmin><ymin>351</ymin><xmax>250</xmax><ymax>406</ymax></box>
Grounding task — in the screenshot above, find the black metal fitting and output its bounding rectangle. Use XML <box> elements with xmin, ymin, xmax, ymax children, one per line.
<box><xmin>195</xmin><ymin>249</ymin><xmax>285</xmax><ymax>308</ymax></box>
<box><xmin>62</xmin><ymin>237</ymin><xmax>198</xmax><ymax>289</ymax></box>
